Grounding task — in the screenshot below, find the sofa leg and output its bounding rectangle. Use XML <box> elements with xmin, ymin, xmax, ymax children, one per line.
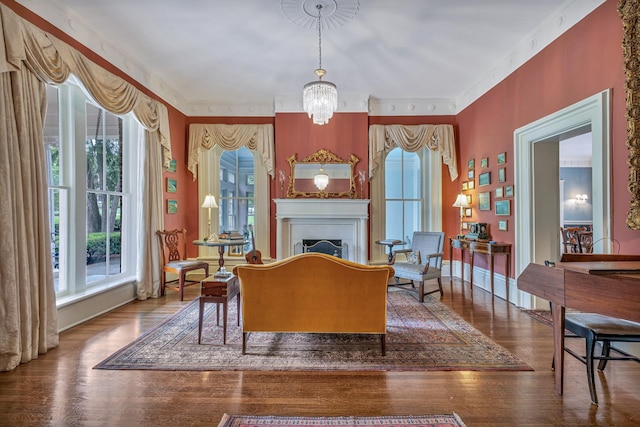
<box><xmin>242</xmin><ymin>332</ymin><xmax>247</xmax><ymax>355</ymax></box>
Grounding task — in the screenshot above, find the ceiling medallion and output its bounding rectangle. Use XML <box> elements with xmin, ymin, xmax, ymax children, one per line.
<box><xmin>281</xmin><ymin>0</ymin><xmax>359</xmax><ymax>30</ymax></box>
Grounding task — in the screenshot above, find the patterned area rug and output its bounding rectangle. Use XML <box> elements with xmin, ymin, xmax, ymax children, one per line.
<box><xmin>218</xmin><ymin>414</ymin><xmax>467</xmax><ymax>427</ymax></box>
<box><xmin>95</xmin><ymin>291</ymin><xmax>532</xmax><ymax>371</ymax></box>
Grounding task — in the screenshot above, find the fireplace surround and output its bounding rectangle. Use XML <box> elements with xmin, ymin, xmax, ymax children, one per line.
<box><xmin>274</xmin><ymin>199</ymin><xmax>369</xmax><ymax>264</ymax></box>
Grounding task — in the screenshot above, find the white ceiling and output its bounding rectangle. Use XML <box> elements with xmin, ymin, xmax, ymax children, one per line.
<box><xmin>18</xmin><ymin>0</ymin><xmax>604</xmax><ymax>116</ymax></box>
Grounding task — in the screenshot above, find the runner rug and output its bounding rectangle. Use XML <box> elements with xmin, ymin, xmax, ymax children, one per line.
<box><xmin>95</xmin><ymin>291</ymin><xmax>532</xmax><ymax>371</ymax></box>
<box><xmin>218</xmin><ymin>414</ymin><xmax>467</xmax><ymax>427</ymax></box>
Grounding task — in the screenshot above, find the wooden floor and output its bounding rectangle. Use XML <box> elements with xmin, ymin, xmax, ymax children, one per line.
<box><xmin>1</xmin><ymin>279</ymin><xmax>639</xmax><ymax>426</ymax></box>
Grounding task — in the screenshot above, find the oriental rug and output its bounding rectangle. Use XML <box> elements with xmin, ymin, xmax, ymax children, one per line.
<box><xmin>95</xmin><ymin>291</ymin><xmax>532</xmax><ymax>371</ymax></box>
<box><xmin>218</xmin><ymin>414</ymin><xmax>467</xmax><ymax>427</ymax></box>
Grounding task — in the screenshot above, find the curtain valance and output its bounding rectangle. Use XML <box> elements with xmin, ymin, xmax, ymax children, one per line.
<box><xmin>0</xmin><ymin>4</ymin><xmax>172</xmax><ymax>168</ymax></box>
<box><xmin>188</xmin><ymin>123</ymin><xmax>275</xmax><ymax>180</ymax></box>
<box><xmin>368</xmin><ymin>124</ymin><xmax>458</xmax><ymax>181</ymax></box>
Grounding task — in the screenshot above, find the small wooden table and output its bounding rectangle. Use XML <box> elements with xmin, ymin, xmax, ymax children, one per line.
<box><xmin>193</xmin><ymin>239</ymin><xmax>248</xmax><ymax>271</ymax></box>
<box><xmin>198</xmin><ymin>274</ymin><xmax>240</xmax><ymax>345</ymax></box>
<box><xmin>375</xmin><ymin>239</ymin><xmax>406</xmax><ymax>264</ymax></box>
<box><xmin>449</xmin><ymin>238</ymin><xmax>512</xmax><ymax>300</ymax></box>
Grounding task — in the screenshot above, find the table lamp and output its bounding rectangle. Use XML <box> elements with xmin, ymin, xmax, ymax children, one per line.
<box><xmin>201</xmin><ymin>194</ymin><xmax>218</xmax><ymax>239</ymax></box>
<box><xmin>452</xmin><ymin>194</ymin><xmax>470</xmax><ymax>238</ymax></box>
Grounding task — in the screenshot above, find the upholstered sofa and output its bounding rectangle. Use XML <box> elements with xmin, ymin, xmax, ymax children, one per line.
<box><xmin>232</xmin><ymin>252</ymin><xmax>395</xmax><ymax>355</ymax></box>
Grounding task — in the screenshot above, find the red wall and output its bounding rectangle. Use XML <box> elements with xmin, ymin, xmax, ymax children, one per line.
<box><xmin>455</xmin><ymin>0</ymin><xmax>639</xmax><ymax>276</ymax></box>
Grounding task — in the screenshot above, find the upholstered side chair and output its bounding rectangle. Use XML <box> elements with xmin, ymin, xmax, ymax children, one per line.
<box><xmin>391</xmin><ymin>231</ymin><xmax>445</xmax><ymax>302</ymax></box>
<box><xmin>156</xmin><ymin>228</ymin><xmax>209</xmax><ymax>301</ymax></box>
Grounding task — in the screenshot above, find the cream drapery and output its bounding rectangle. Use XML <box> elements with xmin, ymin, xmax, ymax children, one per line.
<box><xmin>368</xmin><ymin>124</ymin><xmax>458</xmax><ymax>181</ymax></box>
<box><xmin>0</xmin><ymin>4</ymin><xmax>169</xmax><ymax>370</ymax></box>
<box><xmin>188</xmin><ymin>124</ymin><xmax>275</xmax><ymax>180</ymax></box>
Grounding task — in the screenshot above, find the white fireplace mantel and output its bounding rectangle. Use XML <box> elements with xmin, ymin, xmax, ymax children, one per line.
<box><xmin>274</xmin><ymin>199</ymin><xmax>370</xmax><ymax>264</ymax></box>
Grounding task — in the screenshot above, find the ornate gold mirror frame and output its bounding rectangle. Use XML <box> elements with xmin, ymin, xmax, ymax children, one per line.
<box><xmin>620</xmin><ymin>0</ymin><xmax>640</xmax><ymax>229</ymax></box>
<box><xmin>287</xmin><ymin>149</ymin><xmax>359</xmax><ymax>198</ymax></box>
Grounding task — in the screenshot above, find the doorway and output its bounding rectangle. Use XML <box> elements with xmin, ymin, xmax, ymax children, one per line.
<box><xmin>513</xmin><ymin>90</ymin><xmax>611</xmax><ymax>309</ymax></box>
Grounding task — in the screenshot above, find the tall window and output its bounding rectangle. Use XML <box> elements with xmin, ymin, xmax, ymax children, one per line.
<box><xmin>219</xmin><ymin>147</ymin><xmax>255</xmax><ymax>244</ymax></box>
<box><xmin>44</xmin><ymin>80</ymin><xmax>140</xmax><ymax>302</ymax></box>
<box><xmin>385</xmin><ymin>148</ymin><xmax>422</xmax><ymax>245</ymax></box>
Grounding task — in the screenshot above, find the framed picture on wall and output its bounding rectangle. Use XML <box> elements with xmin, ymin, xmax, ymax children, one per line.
<box><xmin>478</xmin><ymin>192</ymin><xmax>490</xmax><ymax>210</ymax></box>
<box><xmin>505</xmin><ymin>185</ymin><xmax>514</xmax><ymax>197</ymax></box>
<box><xmin>481</xmin><ymin>157</ymin><xmax>489</xmax><ymax>168</ymax></box>
<box><xmin>462</xmin><ymin>182</ymin><xmax>468</xmax><ymax>191</ymax></box>
<box><xmin>167</xmin><ymin>199</ymin><xmax>177</xmax><ymax>214</ymax></box>
<box><xmin>468</xmin><ymin>159</ymin><xmax>475</xmax><ymax>170</ymax></box>
<box><xmin>166</xmin><ymin>178</ymin><xmax>177</xmax><ymax>193</ymax></box>
<box><xmin>498</xmin><ymin>220</ymin><xmax>508</xmax><ymax>231</ymax></box>
<box><xmin>497</xmin><ymin>152</ymin><xmax>506</xmax><ymax>165</ymax></box>
<box><xmin>479</xmin><ymin>172</ymin><xmax>491</xmax><ymax>186</ymax></box>
<box><xmin>495</xmin><ymin>187</ymin><xmax>503</xmax><ymax>198</ymax></box>
<box><xmin>168</xmin><ymin>159</ymin><xmax>177</xmax><ymax>172</ymax></box>
<box><xmin>465</xmin><ymin>208</ymin><xmax>472</xmax><ymax>217</ymax></box>
<box><xmin>468</xmin><ymin>170</ymin><xmax>475</xmax><ymax>179</ymax></box>
<box><xmin>468</xmin><ymin>180</ymin><xmax>475</xmax><ymax>189</ymax></box>
<box><xmin>466</xmin><ymin>194</ymin><xmax>472</xmax><ymax>205</ymax></box>
<box><xmin>496</xmin><ymin>200</ymin><xmax>511</xmax><ymax>216</ymax></box>
<box><xmin>498</xmin><ymin>167</ymin><xmax>506</xmax><ymax>183</ymax></box>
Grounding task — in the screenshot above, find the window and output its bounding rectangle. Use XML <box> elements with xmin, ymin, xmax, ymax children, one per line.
<box><xmin>219</xmin><ymin>147</ymin><xmax>255</xmax><ymax>243</ymax></box>
<box><xmin>384</xmin><ymin>148</ymin><xmax>423</xmax><ymax>245</ymax></box>
<box><xmin>44</xmin><ymin>80</ymin><xmax>140</xmax><ymax>303</ymax></box>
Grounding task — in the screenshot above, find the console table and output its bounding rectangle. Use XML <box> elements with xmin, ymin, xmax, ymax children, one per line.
<box><xmin>449</xmin><ymin>238</ymin><xmax>512</xmax><ymax>300</ymax></box>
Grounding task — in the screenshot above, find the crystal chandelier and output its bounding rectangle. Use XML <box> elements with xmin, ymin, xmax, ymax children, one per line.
<box><xmin>314</xmin><ymin>167</ymin><xmax>330</xmax><ymax>190</ymax></box>
<box><xmin>303</xmin><ymin>4</ymin><xmax>337</xmax><ymax>125</ymax></box>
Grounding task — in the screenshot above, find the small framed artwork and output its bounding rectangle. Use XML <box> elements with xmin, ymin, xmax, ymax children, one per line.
<box><xmin>495</xmin><ymin>200</ymin><xmax>511</xmax><ymax>216</ymax></box>
<box><xmin>495</xmin><ymin>186</ymin><xmax>503</xmax><ymax>198</ymax></box>
<box><xmin>497</xmin><ymin>152</ymin><xmax>506</xmax><ymax>165</ymax></box>
<box><xmin>481</xmin><ymin>157</ymin><xmax>489</xmax><ymax>169</ymax></box>
<box><xmin>505</xmin><ymin>185</ymin><xmax>514</xmax><ymax>197</ymax></box>
<box><xmin>166</xmin><ymin>178</ymin><xmax>177</xmax><ymax>193</ymax></box>
<box><xmin>498</xmin><ymin>220</ymin><xmax>508</xmax><ymax>231</ymax></box>
<box><xmin>479</xmin><ymin>172</ymin><xmax>491</xmax><ymax>186</ymax></box>
<box><xmin>466</xmin><ymin>194</ymin><xmax>472</xmax><ymax>205</ymax></box>
<box><xmin>462</xmin><ymin>221</ymin><xmax>469</xmax><ymax>230</ymax></box>
<box><xmin>462</xmin><ymin>181</ymin><xmax>468</xmax><ymax>191</ymax></box>
<box><xmin>168</xmin><ymin>159</ymin><xmax>177</xmax><ymax>173</ymax></box>
<box><xmin>467</xmin><ymin>180</ymin><xmax>475</xmax><ymax>189</ymax></box>
<box><xmin>478</xmin><ymin>192</ymin><xmax>491</xmax><ymax>211</ymax></box>
<box><xmin>464</xmin><ymin>208</ymin><xmax>472</xmax><ymax>217</ymax></box>
<box><xmin>228</xmin><ymin>244</ymin><xmax>244</xmax><ymax>257</ymax></box>
<box><xmin>468</xmin><ymin>159</ymin><xmax>475</xmax><ymax>170</ymax></box>
<box><xmin>167</xmin><ymin>199</ymin><xmax>177</xmax><ymax>214</ymax></box>
<box><xmin>468</xmin><ymin>170</ymin><xmax>475</xmax><ymax>179</ymax></box>
<box><xmin>498</xmin><ymin>167</ymin><xmax>506</xmax><ymax>183</ymax></box>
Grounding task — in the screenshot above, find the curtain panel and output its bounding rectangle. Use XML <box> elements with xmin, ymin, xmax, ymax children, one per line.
<box><xmin>188</xmin><ymin>123</ymin><xmax>275</xmax><ymax>180</ymax></box>
<box><xmin>0</xmin><ymin>4</ymin><xmax>170</xmax><ymax>370</ymax></box>
<box><xmin>368</xmin><ymin>124</ymin><xmax>458</xmax><ymax>181</ymax></box>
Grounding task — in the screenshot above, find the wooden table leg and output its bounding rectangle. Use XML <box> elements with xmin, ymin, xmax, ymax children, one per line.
<box><xmin>552</xmin><ymin>304</ymin><xmax>566</xmax><ymax>395</ymax></box>
<box><xmin>217</xmin><ymin>245</ymin><xmax>225</xmax><ymax>270</ymax></box>
<box><xmin>469</xmin><ymin>250</ymin><xmax>474</xmax><ymax>288</ymax></box>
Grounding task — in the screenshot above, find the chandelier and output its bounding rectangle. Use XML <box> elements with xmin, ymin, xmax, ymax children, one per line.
<box><xmin>314</xmin><ymin>167</ymin><xmax>330</xmax><ymax>190</ymax></box>
<box><xmin>303</xmin><ymin>4</ymin><xmax>338</xmax><ymax>125</ymax></box>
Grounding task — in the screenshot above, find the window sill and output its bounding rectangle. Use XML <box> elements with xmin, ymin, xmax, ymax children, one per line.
<box><xmin>56</xmin><ymin>275</ymin><xmax>136</xmax><ymax>309</ymax></box>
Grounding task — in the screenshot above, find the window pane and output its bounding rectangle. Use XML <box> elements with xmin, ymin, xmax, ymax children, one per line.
<box><xmin>385</xmin><ymin>148</ymin><xmax>403</xmax><ymax>199</ymax></box>
<box><xmin>385</xmin><ymin>201</ymin><xmax>403</xmax><ymax>240</ymax></box>
<box><xmin>403</xmin><ymin>200</ymin><xmax>422</xmax><ymax>242</ymax></box>
<box><xmin>105</xmin><ymin>112</ymin><xmax>123</xmax><ymax>192</ymax></box>
<box><xmin>86</xmin><ymin>104</ymin><xmax>103</xmax><ymax>191</ymax></box>
<box><xmin>109</xmin><ymin>195</ymin><xmax>122</xmax><ymax>275</ymax></box>
<box><xmin>219</xmin><ymin>147</ymin><xmax>254</xmax><ymax>241</ymax></box>
<box><xmin>402</xmin><ymin>152</ymin><xmax>421</xmax><ymax>199</ymax></box>
<box><xmin>44</xmin><ymin>86</ymin><xmax>60</xmax><ymax>186</ymax></box>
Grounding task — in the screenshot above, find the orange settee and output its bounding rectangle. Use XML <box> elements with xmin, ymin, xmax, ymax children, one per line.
<box><xmin>232</xmin><ymin>252</ymin><xmax>395</xmax><ymax>355</ymax></box>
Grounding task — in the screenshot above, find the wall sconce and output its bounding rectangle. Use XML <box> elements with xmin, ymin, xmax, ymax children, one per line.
<box><xmin>575</xmin><ymin>194</ymin><xmax>588</xmax><ymax>204</ymax></box>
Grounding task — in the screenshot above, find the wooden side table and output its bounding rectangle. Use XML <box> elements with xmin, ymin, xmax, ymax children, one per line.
<box><xmin>449</xmin><ymin>238</ymin><xmax>512</xmax><ymax>300</ymax></box>
<box><xmin>198</xmin><ymin>274</ymin><xmax>240</xmax><ymax>345</ymax></box>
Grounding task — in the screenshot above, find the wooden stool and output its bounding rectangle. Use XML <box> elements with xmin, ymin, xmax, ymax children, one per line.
<box><xmin>198</xmin><ymin>274</ymin><xmax>240</xmax><ymax>345</ymax></box>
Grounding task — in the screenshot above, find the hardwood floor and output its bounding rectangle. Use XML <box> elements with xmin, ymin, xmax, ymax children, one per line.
<box><xmin>1</xmin><ymin>279</ymin><xmax>639</xmax><ymax>426</ymax></box>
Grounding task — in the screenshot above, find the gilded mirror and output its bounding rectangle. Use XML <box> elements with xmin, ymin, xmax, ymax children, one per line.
<box><xmin>287</xmin><ymin>149</ymin><xmax>359</xmax><ymax>198</ymax></box>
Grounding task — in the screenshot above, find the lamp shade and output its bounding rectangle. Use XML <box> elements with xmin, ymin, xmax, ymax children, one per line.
<box><xmin>452</xmin><ymin>194</ymin><xmax>469</xmax><ymax>208</ymax></box>
<box><xmin>201</xmin><ymin>194</ymin><xmax>218</xmax><ymax>208</ymax></box>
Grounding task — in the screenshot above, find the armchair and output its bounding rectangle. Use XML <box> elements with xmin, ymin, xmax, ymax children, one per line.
<box><xmin>391</xmin><ymin>231</ymin><xmax>445</xmax><ymax>302</ymax></box>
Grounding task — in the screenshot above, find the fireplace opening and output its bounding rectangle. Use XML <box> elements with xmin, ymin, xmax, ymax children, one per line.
<box><xmin>297</xmin><ymin>239</ymin><xmax>347</xmax><ymax>259</ymax></box>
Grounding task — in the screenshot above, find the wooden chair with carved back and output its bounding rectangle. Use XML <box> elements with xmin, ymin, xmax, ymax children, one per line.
<box><xmin>156</xmin><ymin>228</ymin><xmax>209</xmax><ymax>301</ymax></box>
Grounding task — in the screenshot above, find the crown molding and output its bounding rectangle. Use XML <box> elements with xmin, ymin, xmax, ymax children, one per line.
<box><xmin>274</xmin><ymin>93</ymin><xmax>369</xmax><ymax>114</ymax></box>
<box><xmin>369</xmin><ymin>98</ymin><xmax>456</xmax><ymax>116</ymax></box>
<box><xmin>455</xmin><ymin>0</ymin><xmax>606</xmax><ymax>113</ymax></box>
